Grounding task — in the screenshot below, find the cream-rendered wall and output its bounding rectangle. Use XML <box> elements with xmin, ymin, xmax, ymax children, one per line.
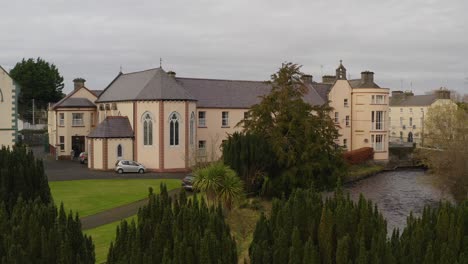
<box><xmin>135</xmin><ymin>101</ymin><xmax>160</xmax><ymax>169</ymax></box>
<box><xmin>328</xmin><ymin>80</ymin><xmax>352</xmax><ymax>149</ymax></box>
<box><xmin>71</xmin><ymin>88</ymin><xmax>98</xmax><ymax>102</ymax></box>
<box><xmin>97</xmin><ymin>101</ymin><xmax>134</xmax><ymax>125</ymax></box>
<box><xmin>389</xmin><ymin>98</ymin><xmax>456</xmax><ymax>144</ymax></box>
<box><xmin>196</xmin><ymin>108</ymin><xmax>247</xmax><ymax>161</ymax></box>
<box><xmin>92</xmin><ymin>139</ymin><xmax>103</xmax><ymax>169</ymax></box>
<box><xmin>0</xmin><ymin>69</ymin><xmax>16</xmax><ymax>148</ymax></box>
<box><xmin>107</xmin><ymin>138</ymin><xmax>133</xmax><ymax>168</ymax></box>
<box><xmin>164</xmin><ymin>101</ymin><xmax>188</xmax><ymax>169</ymax></box>
<box><xmin>352</xmin><ymin>88</ymin><xmax>390</xmax><ymax>160</ymax></box>
<box><xmin>55</xmin><ymin>108</ymin><xmax>95</xmax><ymax>156</ymax></box>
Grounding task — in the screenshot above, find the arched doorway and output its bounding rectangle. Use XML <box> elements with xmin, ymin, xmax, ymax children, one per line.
<box><xmin>407</xmin><ymin>132</ymin><xmax>413</xmax><ymax>143</ymax></box>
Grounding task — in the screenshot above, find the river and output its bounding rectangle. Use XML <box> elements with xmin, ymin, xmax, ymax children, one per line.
<box><xmin>343</xmin><ymin>168</ymin><xmax>453</xmax><ymax>233</ymax></box>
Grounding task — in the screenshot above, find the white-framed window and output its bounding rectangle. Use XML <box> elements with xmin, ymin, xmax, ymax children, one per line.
<box><xmin>169</xmin><ymin>112</ymin><xmax>180</xmax><ymax>146</ymax></box>
<box><xmin>111</xmin><ymin>102</ymin><xmax>117</xmax><ymax>110</ymax></box>
<box><xmin>345</xmin><ymin>116</ymin><xmax>350</xmax><ymax>127</ymax></box>
<box><xmin>371</xmin><ymin>111</ymin><xmax>385</xmax><ymax>130</ymax></box>
<box><xmin>409</xmin><ymin>108</ymin><xmax>412</xmax><ymax>113</ymax></box>
<box><xmin>198</xmin><ymin>111</ymin><xmax>206</xmax><ymax>127</ymax></box>
<box><xmin>343</xmin><ymin>139</ymin><xmax>348</xmax><ymax>150</ymax></box>
<box><xmin>59</xmin><ymin>113</ymin><xmax>65</xmax><ymax>126</ymax></box>
<box><xmin>371</xmin><ymin>134</ymin><xmax>385</xmax><ymax>151</ymax></box>
<box><xmin>198</xmin><ymin>140</ymin><xmax>207</xmax><ymax>156</ymax></box>
<box><xmin>334</xmin><ymin>112</ymin><xmax>339</xmax><ymax>123</ymax></box>
<box><xmin>59</xmin><ymin>136</ymin><xmax>65</xmax><ymax>151</ymax></box>
<box><xmin>222</xmin><ymin>111</ymin><xmax>229</xmax><ymax>127</ymax></box>
<box><xmin>117</xmin><ymin>144</ymin><xmax>123</xmax><ymax>158</ymax></box>
<box><xmin>409</xmin><ymin>117</ymin><xmax>413</xmax><ymax>127</ymax></box>
<box><xmin>344</xmin><ymin>99</ymin><xmax>349</xmax><ymax>107</ymax></box>
<box><xmin>72</xmin><ymin>113</ymin><xmax>84</xmax><ymax>126</ymax></box>
<box><xmin>143</xmin><ymin>112</ymin><xmax>153</xmax><ymax>146</ymax></box>
<box><xmin>90</xmin><ymin>113</ymin><xmax>95</xmax><ymax>127</ymax></box>
<box><xmin>400</xmin><ymin>117</ymin><xmax>404</xmax><ymax>126</ymax></box>
<box><xmin>244</xmin><ymin>112</ymin><xmax>249</xmax><ymax>119</ymax></box>
<box><xmin>372</xmin><ymin>95</ymin><xmax>385</xmax><ymax>104</ymax></box>
<box><xmin>190</xmin><ymin>112</ymin><xmax>195</xmax><ymax>146</ymax></box>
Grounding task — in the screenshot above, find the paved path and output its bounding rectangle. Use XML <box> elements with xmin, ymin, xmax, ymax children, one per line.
<box><xmin>81</xmin><ymin>188</ymin><xmax>184</xmax><ymax>230</ymax></box>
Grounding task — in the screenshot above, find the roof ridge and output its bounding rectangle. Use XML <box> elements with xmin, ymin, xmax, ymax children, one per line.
<box><xmin>121</xmin><ymin>67</ymin><xmax>161</xmax><ymax>76</ymax></box>
<box><xmin>176</xmin><ymin>77</ymin><xmax>268</xmax><ymax>83</ymax></box>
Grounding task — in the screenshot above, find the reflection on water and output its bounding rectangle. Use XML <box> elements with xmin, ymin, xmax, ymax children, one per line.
<box><xmin>343</xmin><ymin>169</ymin><xmax>453</xmax><ymax>232</ymax></box>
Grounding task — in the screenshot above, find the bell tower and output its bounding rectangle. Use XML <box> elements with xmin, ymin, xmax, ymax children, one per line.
<box><xmin>336</xmin><ymin>60</ymin><xmax>347</xmax><ymax>80</ymax></box>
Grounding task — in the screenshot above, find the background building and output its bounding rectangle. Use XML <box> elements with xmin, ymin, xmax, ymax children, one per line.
<box><xmin>0</xmin><ymin>66</ymin><xmax>20</xmax><ymax>148</ymax></box>
<box><xmin>389</xmin><ymin>89</ymin><xmax>456</xmax><ymax>146</ymax></box>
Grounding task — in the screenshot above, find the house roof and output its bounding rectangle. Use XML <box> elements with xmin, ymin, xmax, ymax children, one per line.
<box><xmin>52</xmin><ymin>86</ymin><xmax>97</xmax><ymax>109</ymax></box>
<box><xmin>88</xmin><ymin>116</ymin><xmax>134</xmax><ymax>138</ymax></box>
<box><xmin>390</xmin><ymin>94</ymin><xmax>438</xmax><ymax>107</ymax></box>
<box><xmin>348</xmin><ymin>78</ymin><xmax>381</xmax><ymax>88</ymax></box>
<box><xmin>97</xmin><ymin>68</ymin><xmax>195</xmax><ymax>102</ymax></box>
<box><xmin>90</xmin><ymin>90</ymin><xmax>104</xmax><ymax>97</ymax></box>
<box><xmin>54</xmin><ymin>98</ymin><xmax>96</xmax><ymax>108</ymax></box>
<box><xmin>311</xmin><ymin>82</ymin><xmax>333</xmax><ymax>102</ymax></box>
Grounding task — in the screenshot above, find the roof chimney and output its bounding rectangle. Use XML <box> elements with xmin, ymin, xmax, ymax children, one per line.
<box><xmin>435</xmin><ymin>88</ymin><xmax>451</xmax><ymax>99</ymax></box>
<box><xmin>361</xmin><ymin>71</ymin><xmax>374</xmax><ymax>84</ymax></box>
<box><xmin>73</xmin><ymin>78</ymin><xmax>86</xmax><ymax>90</ymax></box>
<box><xmin>167</xmin><ymin>71</ymin><xmax>176</xmax><ymax>78</ymax></box>
<box><xmin>301</xmin><ymin>74</ymin><xmax>313</xmax><ymax>84</ymax></box>
<box><xmin>391</xmin><ymin>90</ymin><xmax>404</xmax><ymax>100</ymax></box>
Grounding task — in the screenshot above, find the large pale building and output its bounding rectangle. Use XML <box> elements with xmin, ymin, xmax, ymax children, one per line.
<box><xmin>389</xmin><ymin>89</ymin><xmax>456</xmax><ymax>145</ymax></box>
<box><xmin>49</xmin><ymin>62</ymin><xmax>390</xmax><ymax>171</ymax></box>
<box><xmin>0</xmin><ymin>66</ymin><xmax>20</xmax><ymax>148</ymax></box>
<box><xmin>312</xmin><ymin>61</ymin><xmax>390</xmax><ymax>160</ymax></box>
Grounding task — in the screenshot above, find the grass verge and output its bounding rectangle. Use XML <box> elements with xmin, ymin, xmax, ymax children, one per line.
<box><xmin>50</xmin><ymin>179</ymin><xmax>180</xmax><ymax>217</ymax></box>
<box><xmin>85</xmin><ymin>215</ymin><xmax>137</xmax><ymax>264</ymax></box>
<box><xmin>345</xmin><ymin>163</ymin><xmax>384</xmax><ymax>182</ymax></box>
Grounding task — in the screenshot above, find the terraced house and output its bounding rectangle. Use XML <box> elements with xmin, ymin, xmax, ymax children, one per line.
<box><xmin>48</xmin><ymin>62</ymin><xmax>390</xmax><ymax>171</ymax></box>
<box><xmin>0</xmin><ymin>66</ymin><xmax>20</xmax><ymax>148</ymax></box>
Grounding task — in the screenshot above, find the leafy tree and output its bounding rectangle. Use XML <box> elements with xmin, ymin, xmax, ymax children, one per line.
<box><xmin>10</xmin><ymin>57</ymin><xmax>65</xmax><ymax>122</ymax></box>
<box><xmin>239</xmin><ymin>62</ymin><xmax>345</xmax><ymax>196</ymax></box>
<box><xmin>416</xmin><ymin>103</ymin><xmax>468</xmax><ymax>201</ymax></box>
<box><xmin>193</xmin><ymin>162</ymin><xmax>244</xmax><ymax>210</ymax></box>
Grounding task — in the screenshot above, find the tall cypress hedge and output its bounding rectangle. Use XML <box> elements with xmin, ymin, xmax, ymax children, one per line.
<box><xmin>107</xmin><ymin>185</ymin><xmax>237</xmax><ymax>264</ymax></box>
<box><xmin>249</xmin><ymin>188</ymin><xmax>468</xmax><ymax>264</ymax></box>
<box><xmin>0</xmin><ymin>146</ymin><xmax>95</xmax><ymax>263</ymax></box>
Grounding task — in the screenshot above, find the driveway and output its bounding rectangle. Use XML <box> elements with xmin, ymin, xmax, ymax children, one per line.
<box><xmin>43</xmin><ymin>158</ymin><xmax>187</xmax><ymax>181</ymax></box>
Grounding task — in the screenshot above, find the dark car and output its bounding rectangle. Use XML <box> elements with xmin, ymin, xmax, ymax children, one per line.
<box><xmin>79</xmin><ymin>152</ymin><xmax>88</xmax><ymax>164</ymax></box>
<box><xmin>181</xmin><ymin>174</ymin><xmax>195</xmax><ymax>191</ymax></box>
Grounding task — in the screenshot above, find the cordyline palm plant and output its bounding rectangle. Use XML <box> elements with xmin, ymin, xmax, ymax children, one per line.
<box><xmin>193</xmin><ymin>162</ymin><xmax>244</xmax><ymax>210</ymax></box>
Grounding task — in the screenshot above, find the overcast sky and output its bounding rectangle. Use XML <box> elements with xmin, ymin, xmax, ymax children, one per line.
<box><xmin>1</xmin><ymin>0</ymin><xmax>467</xmax><ymax>95</ymax></box>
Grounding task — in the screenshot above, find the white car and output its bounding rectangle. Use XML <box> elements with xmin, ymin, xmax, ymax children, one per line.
<box><xmin>115</xmin><ymin>160</ymin><xmax>146</xmax><ymax>174</ymax></box>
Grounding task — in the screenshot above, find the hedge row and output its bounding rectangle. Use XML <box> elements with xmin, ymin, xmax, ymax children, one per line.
<box><xmin>343</xmin><ymin>147</ymin><xmax>374</xmax><ymax>165</ymax></box>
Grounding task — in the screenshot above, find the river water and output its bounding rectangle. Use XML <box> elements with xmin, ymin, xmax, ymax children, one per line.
<box><xmin>342</xmin><ymin>169</ymin><xmax>453</xmax><ymax>233</ymax></box>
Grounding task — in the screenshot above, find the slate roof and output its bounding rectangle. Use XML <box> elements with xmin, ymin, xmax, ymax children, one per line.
<box><xmin>88</xmin><ymin>116</ymin><xmax>134</xmax><ymax>138</ymax></box>
<box><xmin>348</xmin><ymin>79</ymin><xmax>381</xmax><ymax>88</ymax></box>
<box><xmin>390</xmin><ymin>94</ymin><xmax>438</xmax><ymax>107</ymax></box>
<box><xmin>91</xmin><ymin>90</ymin><xmax>104</xmax><ymax>97</ymax></box>
<box><xmin>97</xmin><ymin>68</ymin><xmax>195</xmax><ymax>102</ymax></box>
<box><xmin>53</xmin><ymin>98</ymin><xmax>96</xmax><ymax>108</ymax></box>
<box><xmin>311</xmin><ymin>82</ymin><xmax>333</xmax><ymax>102</ymax></box>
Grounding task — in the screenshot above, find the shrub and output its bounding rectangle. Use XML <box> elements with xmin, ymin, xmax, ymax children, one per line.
<box><xmin>343</xmin><ymin>147</ymin><xmax>374</xmax><ymax>165</ymax></box>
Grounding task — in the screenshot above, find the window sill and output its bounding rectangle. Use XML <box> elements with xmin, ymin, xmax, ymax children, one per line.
<box><xmin>221</xmin><ymin>126</ymin><xmax>230</xmax><ymax>128</ymax></box>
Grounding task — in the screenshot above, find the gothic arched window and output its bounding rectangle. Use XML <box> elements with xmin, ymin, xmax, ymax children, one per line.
<box><xmin>143</xmin><ymin>112</ymin><xmax>153</xmax><ymax>146</ymax></box>
<box><xmin>169</xmin><ymin>112</ymin><xmax>180</xmax><ymax>146</ymax></box>
<box><xmin>117</xmin><ymin>144</ymin><xmax>123</xmax><ymax>158</ymax></box>
<box><xmin>190</xmin><ymin>112</ymin><xmax>195</xmax><ymax>145</ymax></box>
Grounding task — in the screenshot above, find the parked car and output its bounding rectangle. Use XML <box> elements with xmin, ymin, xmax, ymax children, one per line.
<box><xmin>181</xmin><ymin>174</ymin><xmax>195</xmax><ymax>191</ymax></box>
<box><xmin>115</xmin><ymin>160</ymin><xmax>146</xmax><ymax>174</ymax></box>
<box><xmin>79</xmin><ymin>152</ymin><xmax>88</xmax><ymax>164</ymax></box>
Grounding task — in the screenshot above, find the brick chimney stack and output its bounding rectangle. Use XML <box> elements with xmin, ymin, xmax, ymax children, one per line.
<box><xmin>73</xmin><ymin>78</ymin><xmax>86</xmax><ymax>90</ymax></box>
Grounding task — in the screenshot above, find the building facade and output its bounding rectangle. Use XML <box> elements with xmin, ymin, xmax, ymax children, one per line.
<box><xmin>47</xmin><ymin>78</ymin><xmax>102</xmax><ymax>159</ymax></box>
<box><xmin>389</xmin><ymin>89</ymin><xmax>456</xmax><ymax>145</ymax></box>
<box><xmin>0</xmin><ymin>66</ymin><xmax>20</xmax><ymax>148</ymax></box>
<box><xmin>311</xmin><ymin>62</ymin><xmax>390</xmax><ymax>160</ymax></box>
<box><xmin>49</xmin><ymin>62</ymin><xmax>390</xmax><ymax>171</ymax></box>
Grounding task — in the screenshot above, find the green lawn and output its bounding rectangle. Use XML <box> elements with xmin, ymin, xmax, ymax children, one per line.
<box><xmin>50</xmin><ymin>179</ymin><xmax>180</xmax><ymax>217</ymax></box>
<box><xmin>85</xmin><ymin>215</ymin><xmax>137</xmax><ymax>264</ymax></box>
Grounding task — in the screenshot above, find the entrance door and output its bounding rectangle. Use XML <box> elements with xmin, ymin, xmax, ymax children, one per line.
<box><xmin>71</xmin><ymin>136</ymin><xmax>85</xmax><ymax>158</ymax></box>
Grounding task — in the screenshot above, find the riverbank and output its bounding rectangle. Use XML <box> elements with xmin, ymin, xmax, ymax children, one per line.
<box><xmin>344</xmin><ymin>163</ymin><xmax>385</xmax><ymax>183</ymax></box>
